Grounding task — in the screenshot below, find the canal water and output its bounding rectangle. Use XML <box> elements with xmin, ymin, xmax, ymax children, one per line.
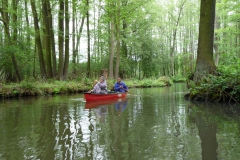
<box><xmin>0</xmin><ymin>84</ymin><xmax>240</xmax><ymax>160</ymax></box>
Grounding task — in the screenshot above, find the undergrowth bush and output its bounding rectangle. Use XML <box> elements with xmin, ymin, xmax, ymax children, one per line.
<box><xmin>187</xmin><ymin>61</ymin><xmax>240</xmax><ymax>102</ymax></box>
<box><xmin>171</xmin><ymin>75</ymin><xmax>186</xmax><ymax>83</ymax></box>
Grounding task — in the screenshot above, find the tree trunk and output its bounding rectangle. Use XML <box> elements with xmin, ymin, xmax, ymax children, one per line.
<box><xmin>1</xmin><ymin>0</ymin><xmax>22</xmax><ymax>81</ymax></box>
<box><xmin>92</xmin><ymin>0</ymin><xmax>97</xmax><ymax>63</ymax></box>
<box><xmin>214</xmin><ymin>15</ymin><xmax>220</xmax><ymax>66</ymax></box>
<box><xmin>42</xmin><ymin>0</ymin><xmax>53</xmax><ymax>79</ymax></box>
<box><xmin>72</xmin><ymin>0</ymin><xmax>76</xmax><ymax>76</ymax></box>
<box><xmin>30</xmin><ymin>0</ymin><xmax>46</xmax><ymax>78</ymax></box>
<box><xmin>74</xmin><ymin>15</ymin><xmax>86</xmax><ymax>62</ymax></box>
<box><xmin>122</xmin><ymin>1</ymin><xmax>128</xmax><ymax>58</ymax></box>
<box><xmin>63</xmin><ymin>0</ymin><xmax>69</xmax><ymax>80</ymax></box>
<box><xmin>237</xmin><ymin>18</ymin><xmax>240</xmax><ymax>58</ymax></box>
<box><xmin>97</xmin><ymin>0</ymin><xmax>102</xmax><ymax>62</ymax></box>
<box><xmin>11</xmin><ymin>0</ymin><xmax>22</xmax><ymax>81</ymax></box>
<box><xmin>47</xmin><ymin>1</ymin><xmax>57</xmax><ymax>77</ymax></box>
<box><xmin>58</xmin><ymin>0</ymin><xmax>64</xmax><ymax>80</ymax></box>
<box><xmin>24</xmin><ymin>1</ymin><xmax>30</xmax><ymax>44</ymax></box>
<box><xmin>189</xmin><ymin>29</ymin><xmax>194</xmax><ymax>73</ymax></box>
<box><xmin>115</xmin><ymin>1</ymin><xmax>120</xmax><ymax>79</ymax></box>
<box><xmin>193</xmin><ymin>0</ymin><xmax>217</xmax><ymax>83</ymax></box>
<box><xmin>86</xmin><ymin>0</ymin><xmax>91</xmax><ymax>78</ymax></box>
<box><xmin>109</xmin><ymin>17</ymin><xmax>115</xmax><ymax>79</ymax></box>
<box><xmin>115</xmin><ymin>36</ymin><xmax>120</xmax><ymax>79</ymax></box>
<box><xmin>169</xmin><ymin>0</ymin><xmax>187</xmax><ymax>76</ymax></box>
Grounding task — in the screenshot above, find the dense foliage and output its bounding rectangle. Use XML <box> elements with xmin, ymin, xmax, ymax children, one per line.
<box><xmin>0</xmin><ymin>0</ymin><xmax>239</xmax><ymax>102</ymax></box>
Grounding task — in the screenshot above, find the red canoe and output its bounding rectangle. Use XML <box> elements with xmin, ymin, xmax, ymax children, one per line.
<box><xmin>84</xmin><ymin>92</ymin><xmax>127</xmax><ymax>101</ymax></box>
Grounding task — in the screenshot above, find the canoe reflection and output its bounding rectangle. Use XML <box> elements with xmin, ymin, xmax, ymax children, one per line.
<box><xmin>85</xmin><ymin>98</ymin><xmax>128</xmax><ymax>121</ymax></box>
<box><xmin>85</xmin><ymin>98</ymin><xmax>127</xmax><ymax>109</ymax></box>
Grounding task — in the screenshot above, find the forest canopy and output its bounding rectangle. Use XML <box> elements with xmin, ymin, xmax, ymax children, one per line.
<box><xmin>0</xmin><ymin>0</ymin><xmax>239</xmax><ymax>82</ymax></box>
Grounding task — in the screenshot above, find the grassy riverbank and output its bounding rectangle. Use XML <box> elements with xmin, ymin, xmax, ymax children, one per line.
<box><xmin>0</xmin><ymin>76</ymin><xmax>173</xmax><ymax>98</ymax></box>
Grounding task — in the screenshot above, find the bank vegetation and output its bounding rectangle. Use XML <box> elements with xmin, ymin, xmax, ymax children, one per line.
<box><xmin>0</xmin><ymin>76</ymin><xmax>174</xmax><ymax>98</ymax></box>
<box><xmin>185</xmin><ymin>59</ymin><xmax>240</xmax><ymax>103</ymax></box>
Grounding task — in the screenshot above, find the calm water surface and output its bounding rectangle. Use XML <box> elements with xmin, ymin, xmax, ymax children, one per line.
<box><xmin>0</xmin><ymin>84</ymin><xmax>240</xmax><ymax>160</ymax></box>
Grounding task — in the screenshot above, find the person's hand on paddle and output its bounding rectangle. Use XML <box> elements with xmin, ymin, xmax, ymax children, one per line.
<box><xmin>120</xmin><ymin>85</ymin><xmax>128</xmax><ymax>92</ymax></box>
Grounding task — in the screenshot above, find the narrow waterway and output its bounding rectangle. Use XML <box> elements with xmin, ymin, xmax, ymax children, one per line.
<box><xmin>0</xmin><ymin>83</ymin><xmax>240</xmax><ymax>160</ymax></box>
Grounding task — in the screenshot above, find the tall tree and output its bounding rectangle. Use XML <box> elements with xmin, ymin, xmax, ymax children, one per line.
<box><xmin>109</xmin><ymin>17</ymin><xmax>115</xmax><ymax>79</ymax></box>
<box><xmin>24</xmin><ymin>0</ymin><xmax>30</xmax><ymax>44</ymax></box>
<box><xmin>214</xmin><ymin>15</ymin><xmax>220</xmax><ymax>66</ymax></box>
<box><xmin>58</xmin><ymin>0</ymin><xmax>64</xmax><ymax>80</ymax></box>
<box><xmin>115</xmin><ymin>0</ymin><xmax>121</xmax><ymax>79</ymax></box>
<box><xmin>169</xmin><ymin>0</ymin><xmax>187</xmax><ymax>76</ymax></box>
<box><xmin>30</xmin><ymin>0</ymin><xmax>46</xmax><ymax>78</ymax></box>
<box><xmin>86</xmin><ymin>0</ymin><xmax>91</xmax><ymax>78</ymax></box>
<box><xmin>193</xmin><ymin>0</ymin><xmax>217</xmax><ymax>83</ymax></box>
<box><xmin>63</xmin><ymin>0</ymin><xmax>69</xmax><ymax>80</ymax></box>
<box><xmin>72</xmin><ymin>0</ymin><xmax>77</xmax><ymax>76</ymax></box>
<box><xmin>47</xmin><ymin>1</ymin><xmax>57</xmax><ymax>77</ymax></box>
<box><xmin>108</xmin><ymin>1</ymin><xmax>116</xmax><ymax>80</ymax></box>
<box><xmin>0</xmin><ymin>0</ymin><xmax>22</xmax><ymax>81</ymax></box>
<box><xmin>121</xmin><ymin>0</ymin><xmax>128</xmax><ymax>58</ymax></box>
<box><xmin>42</xmin><ymin>0</ymin><xmax>53</xmax><ymax>78</ymax></box>
<box><xmin>73</xmin><ymin>15</ymin><xmax>85</xmax><ymax>75</ymax></box>
<box><xmin>11</xmin><ymin>0</ymin><xmax>22</xmax><ymax>81</ymax></box>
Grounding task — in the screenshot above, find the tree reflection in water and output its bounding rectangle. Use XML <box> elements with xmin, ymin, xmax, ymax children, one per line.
<box><xmin>188</xmin><ymin>101</ymin><xmax>240</xmax><ymax>160</ymax></box>
<box><xmin>1</xmin><ymin>85</ymin><xmax>240</xmax><ymax>159</ymax></box>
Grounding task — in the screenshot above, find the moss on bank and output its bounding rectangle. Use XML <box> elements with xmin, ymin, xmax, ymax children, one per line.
<box><xmin>0</xmin><ymin>76</ymin><xmax>173</xmax><ymax>99</ymax></box>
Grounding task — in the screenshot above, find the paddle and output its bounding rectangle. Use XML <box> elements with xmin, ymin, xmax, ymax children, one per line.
<box><xmin>88</xmin><ymin>80</ymin><xmax>98</xmax><ymax>92</ymax></box>
<box><xmin>122</xmin><ymin>87</ymin><xmax>134</xmax><ymax>96</ymax></box>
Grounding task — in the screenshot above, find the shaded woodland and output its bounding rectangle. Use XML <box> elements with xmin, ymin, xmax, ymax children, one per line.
<box><xmin>0</xmin><ymin>0</ymin><xmax>239</xmax><ymax>89</ymax></box>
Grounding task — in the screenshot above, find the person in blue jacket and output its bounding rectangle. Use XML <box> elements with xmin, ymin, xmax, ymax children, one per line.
<box><xmin>114</xmin><ymin>77</ymin><xmax>128</xmax><ymax>92</ymax></box>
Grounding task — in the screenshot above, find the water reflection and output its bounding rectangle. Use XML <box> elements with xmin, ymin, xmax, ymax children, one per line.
<box><xmin>85</xmin><ymin>98</ymin><xmax>128</xmax><ymax>120</ymax></box>
<box><xmin>93</xmin><ymin>105</ymin><xmax>108</xmax><ymax>122</ymax></box>
<box><xmin>115</xmin><ymin>99</ymin><xmax>128</xmax><ymax>115</ymax></box>
<box><xmin>188</xmin><ymin>101</ymin><xmax>240</xmax><ymax>160</ymax></box>
<box><xmin>84</xmin><ymin>98</ymin><xmax>128</xmax><ymax>159</ymax></box>
<box><xmin>1</xmin><ymin>85</ymin><xmax>240</xmax><ymax>159</ymax></box>
<box><xmin>188</xmin><ymin>102</ymin><xmax>218</xmax><ymax>160</ymax></box>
